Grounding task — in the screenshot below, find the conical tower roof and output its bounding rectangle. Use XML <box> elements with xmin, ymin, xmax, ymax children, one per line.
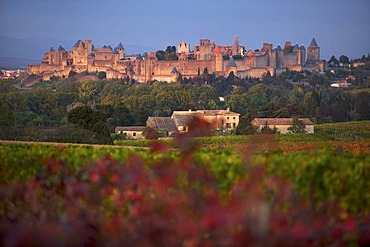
<box><xmin>275</xmin><ymin>45</ymin><xmax>282</xmax><ymax>52</ymax></box>
<box><xmin>127</xmin><ymin>66</ymin><xmax>134</xmax><ymax>74</ymax></box>
<box><xmin>226</xmin><ymin>57</ymin><xmax>237</xmax><ymax>67</ymax></box>
<box><xmin>49</xmin><ymin>46</ymin><xmax>55</xmax><ymax>52</ymax></box>
<box><xmin>212</xmin><ymin>45</ymin><xmax>221</xmax><ymax>55</ymax></box>
<box><xmin>179</xmin><ymin>52</ymin><xmax>187</xmax><ymax>60</ymax></box>
<box><xmin>58</xmin><ymin>45</ymin><xmax>65</xmax><ymax>51</ymax></box>
<box><xmin>309</xmin><ymin>37</ymin><xmax>318</xmax><ymax>47</ymax></box>
<box><xmin>171</xmin><ymin>67</ymin><xmax>178</xmax><ymax>74</ymax></box>
<box><xmin>116</xmin><ymin>42</ymin><xmax>124</xmax><ymax>50</ymax></box>
<box><xmin>136</xmin><ymin>54</ymin><xmax>143</xmax><ymax>60</ymax></box>
<box><xmin>148</xmin><ymin>51</ymin><xmax>156</xmax><ymax>59</ymax></box>
<box><xmin>73</xmin><ymin>39</ymin><xmax>84</xmax><ymax>48</ymax></box>
<box><xmin>247</xmin><ymin>49</ymin><xmax>254</xmax><ymax>56</ymax></box>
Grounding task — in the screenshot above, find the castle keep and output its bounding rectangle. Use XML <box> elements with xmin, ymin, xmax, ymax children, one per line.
<box><xmin>28</xmin><ymin>37</ymin><xmax>325</xmax><ymax>82</ymax></box>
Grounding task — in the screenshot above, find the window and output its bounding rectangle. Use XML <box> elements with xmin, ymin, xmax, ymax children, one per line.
<box><xmin>133</xmin><ymin>132</ymin><xmax>136</xmax><ymax>136</ymax></box>
<box><xmin>226</xmin><ymin>123</ymin><xmax>231</xmax><ymax>128</ymax></box>
<box><xmin>233</xmin><ymin>117</ymin><xmax>236</xmax><ymax>119</ymax></box>
<box><xmin>227</xmin><ymin>117</ymin><xmax>229</xmax><ymax>119</ymax></box>
<box><xmin>233</xmin><ymin>123</ymin><xmax>236</xmax><ymax>128</ymax></box>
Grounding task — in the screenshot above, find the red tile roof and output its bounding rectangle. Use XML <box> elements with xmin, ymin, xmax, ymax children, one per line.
<box><xmin>212</xmin><ymin>45</ymin><xmax>221</xmax><ymax>55</ymax></box>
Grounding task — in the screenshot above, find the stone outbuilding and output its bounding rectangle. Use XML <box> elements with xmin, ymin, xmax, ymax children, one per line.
<box><xmin>115</xmin><ymin>126</ymin><xmax>146</xmax><ymax>139</ymax></box>
<box><xmin>251</xmin><ymin>118</ymin><xmax>314</xmax><ymax>134</ymax></box>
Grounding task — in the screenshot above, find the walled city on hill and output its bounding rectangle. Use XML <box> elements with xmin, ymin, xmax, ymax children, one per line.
<box><xmin>28</xmin><ymin>37</ymin><xmax>325</xmax><ymax>82</ymax></box>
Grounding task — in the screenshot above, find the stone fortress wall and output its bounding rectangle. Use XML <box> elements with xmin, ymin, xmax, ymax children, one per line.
<box><xmin>28</xmin><ymin>37</ymin><xmax>324</xmax><ymax>82</ymax></box>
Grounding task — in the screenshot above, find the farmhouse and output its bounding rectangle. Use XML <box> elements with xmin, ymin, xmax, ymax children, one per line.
<box><xmin>146</xmin><ymin>117</ymin><xmax>177</xmax><ymax>137</ymax></box>
<box><xmin>116</xmin><ymin>108</ymin><xmax>240</xmax><ymax>138</ymax></box>
<box><xmin>114</xmin><ymin>126</ymin><xmax>146</xmax><ymax>139</ymax></box>
<box><xmin>251</xmin><ymin>118</ymin><xmax>314</xmax><ymax>134</ymax></box>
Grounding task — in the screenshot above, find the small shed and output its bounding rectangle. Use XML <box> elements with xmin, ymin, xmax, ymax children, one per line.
<box><xmin>115</xmin><ymin>126</ymin><xmax>146</xmax><ymax>139</ymax></box>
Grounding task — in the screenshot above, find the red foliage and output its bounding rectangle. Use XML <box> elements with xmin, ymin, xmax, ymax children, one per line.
<box><xmin>1</xmin><ymin>137</ymin><xmax>370</xmax><ymax>246</ymax></box>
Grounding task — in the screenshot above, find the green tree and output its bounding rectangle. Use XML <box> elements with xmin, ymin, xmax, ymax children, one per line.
<box><xmin>287</xmin><ymin>117</ymin><xmax>306</xmax><ymax>134</ymax></box>
<box><xmin>354</xmin><ymin>92</ymin><xmax>370</xmax><ymax>120</ymax></box>
<box><xmin>339</xmin><ymin>55</ymin><xmax>350</xmax><ymax>65</ymax></box>
<box><xmin>67</xmin><ymin>106</ymin><xmax>112</xmax><ymax>144</ymax></box>
<box><xmin>0</xmin><ymin>100</ymin><xmax>16</xmax><ymax>139</ymax></box>
<box><xmin>164</xmin><ymin>52</ymin><xmax>178</xmax><ymax>61</ymax></box>
<box><xmin>79</xmin><ymin>80</ymin><xmax>104</xmax><ymax>102</ymax></box>
<box><xmin>235</xmin><ymin>116</ymin><xmax>256</xmax><ymax>135</ymax></box>
<box><xmin>97</xmin><ymin>71</ymin><xmax>106</xmax><ymax>79</ymax></box>
<box><xmin>143</xmin><ymin>126</ymin><xmax>158</xmax><ymax>140</ymax></box>
<box><xmin>155</xmin><ymin>50</ymin><xmax>166</xmax><ymax>61</ymax></box>
<box><xmin>328</xmin><ymin>55</ymin><xmax>339</xmax><ymax>67</ymax></box>
<box><xmin>68</xmin><ymin>71</ymin><xmax>77</xmax><ymax>77</ymax></box>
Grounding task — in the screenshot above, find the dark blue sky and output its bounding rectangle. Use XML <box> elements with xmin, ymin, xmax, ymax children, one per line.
<box><xmin>0</xmin><ymin>0</ymin><xmax>369</xmax><ymax>60</ymax></box>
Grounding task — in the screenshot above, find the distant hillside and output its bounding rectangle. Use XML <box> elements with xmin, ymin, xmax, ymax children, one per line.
<box><xmin>0</xmin><ymin>57</ymin><xmax>39</xmax><ymax>70</ymax></box>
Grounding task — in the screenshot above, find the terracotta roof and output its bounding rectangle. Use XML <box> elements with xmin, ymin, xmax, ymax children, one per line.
<box><xmin>146</xmin><ymin>117</ymin><xmax>176</xmax><ymax>132</ymax></box>
<box><xmin>247</xmin><ymin>49</ymin><xmax>254</xmax><ymax>56</ymax></box>
<box><xmin>148</xmin><ymin>51</ymin><xmax>156</xmax><ymax>59</ymax></box>
<box><xmin>251</xmin><ymin>118</ymin><xmax>314</xmax><ymax>126</ymax></box>
<box><xmin>309</xmin><ymin>37</ymin><xmax>318</xmax><ymax>47</ymax></box>
<box><xmin>212</xmin><ymin>45</ymin><xmax>221</xmax><ymax>55</ymax></box>
<box><xmin>178</xmin><ymin>52</ymin><xmax>187</xmax><ymax>60</ymax></box>
<box><xmin>115</xmin><ymin>126</ymin><xmax>146</xmax><ymax>132</ymax></box>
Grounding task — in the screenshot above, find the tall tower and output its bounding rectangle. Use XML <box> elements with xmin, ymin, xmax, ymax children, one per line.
<box><xmin>116</xmin><ymin>42</ymin><xmax>125</xmax><ymax>60</ymax></box>
<box><xmin>232</xmin><ymin>36</ymin><xmax>240</xmax><ymax>56</ymax></box>
<box><xmin>307</xmin><ymin>37</ymin><xmax>320</xmax><ymax>64</ymax></box>
<box><xmin>212</xmin><ymin>45</ymin><xmax>223</xmax><ymax>72</ymax></box>
<box><xmin>48</xmin><ymin>46</ymin><xmax>55</xmax><ymax>65</ymax></box>
<box><xmin>178</xmin><ymin>41</ymin><xmax>190</xmax><ymax>54</ymax></box>
<box><xmin>85</xmin><ymin>40</ymin><xmax>93</xmax><ymax>55</ymax></box>
<box><xmin>199</xmin><ymin>39</ymin><xmax>211</xmax><ymax>60</ymax></box>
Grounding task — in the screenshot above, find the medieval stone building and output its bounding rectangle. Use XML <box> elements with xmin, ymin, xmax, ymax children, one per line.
<box><xmin>28</xmin><ymin>37</ymin><xmax>325</xmax><ymax>82</ymax></box>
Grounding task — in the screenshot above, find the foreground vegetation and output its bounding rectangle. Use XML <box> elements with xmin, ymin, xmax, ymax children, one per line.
<box><xmin>1</xmin><ymin>121</ymin><xmax>369</xmax><ymax>246</ymax></box>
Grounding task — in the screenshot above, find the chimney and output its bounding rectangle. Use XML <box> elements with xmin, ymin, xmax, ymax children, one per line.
<box><xmin>227</xmin><ymin>107</ymin><xmax>230</xmax><ymax>111</ymax></box>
